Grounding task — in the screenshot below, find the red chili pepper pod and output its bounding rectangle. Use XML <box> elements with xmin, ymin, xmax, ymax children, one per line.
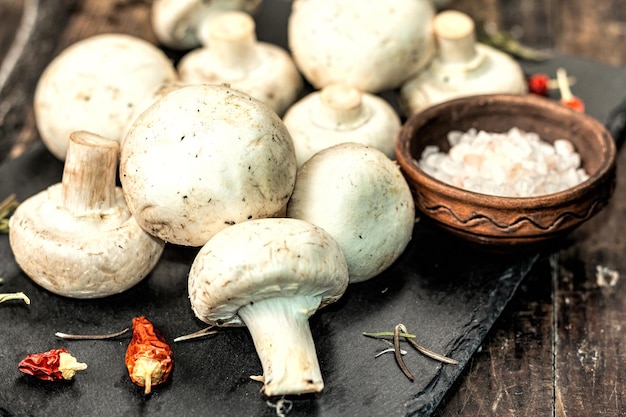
<box><xmin>556</xmin><ymin>67</ymin><xmax>585</xmax><ymax>113</ymax></box>
<box><xmin>527</xmin><ymin>73</ymin><xmax>550</xmax><ymax>96</ymax></box>
<box><xmin>125</xmin><ymin>316</ymin><xmax>173</xmax><ymax>394</ymax></box>
<box><xmin>18</xmin><ymin>348</ymin><xmax>87</xmax><ymax>381</ymax></box>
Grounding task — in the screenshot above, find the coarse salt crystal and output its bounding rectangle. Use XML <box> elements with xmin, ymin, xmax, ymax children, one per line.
<box><xmin>418</xmin><ymin>128</ymin><xmax>589</xmax><ymax>197</ymax></box>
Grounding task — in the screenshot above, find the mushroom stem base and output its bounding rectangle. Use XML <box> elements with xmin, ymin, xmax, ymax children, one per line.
<box><xmin>238</xmin><ymin>295</ymin><xmax>324</xmax><ymax>397</ymax></box>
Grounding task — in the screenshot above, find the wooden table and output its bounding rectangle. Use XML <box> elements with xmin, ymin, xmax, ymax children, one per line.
<box><xmin>2</xmin><ymin>1</ymin><xmax>626</xmax><ymax>416</ymax></box>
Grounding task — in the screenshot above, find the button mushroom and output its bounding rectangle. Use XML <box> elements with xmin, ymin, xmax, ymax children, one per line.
<box><xmin>287</xmin><ymin>0</ymin><xmax>436</xmax><ymax>93</ymax></box>
<box><xmin>120</xmin><ymin>84</ymin><xmax>297</xmax><ymax>247</ymax></box>
<box><xmin>34</xmin><ymin>33</ymin><xmax>178</xmax><ymax>160</ymax></box>
<box><xmin>178</xmin><ymin>11</ymin><xmax>302</xmax><ymax>116</ymax></box>
<box><xmin>151</xmin><ymin>0</ymin><xmax>263</xmax><ymax>50</ymax></box>
<box><xmin>188</xmin><ymin>217</ymin><xmax>349</xmax><ymax>397</ymax></box>
<box><xmin>282</xmin><ymin>84</ymin><xmax>401</xmax><ymax>166</ymax></box>
<box><xmin>287</xmin><ymin>142</ymin><xmax>415</xmax><ymax>283</ymax></box>
<box><xmin>9</xmin><ymin>131</ymin><xmax>165</xmax><ymax>298</ymax></box>
<box><xmin>398</xmin><ymin>10</ymin><xmax>528</xmax><ymax>116</ymax></box>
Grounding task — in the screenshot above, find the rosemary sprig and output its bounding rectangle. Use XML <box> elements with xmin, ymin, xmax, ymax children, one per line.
<box><xmin>55</xmin><ymin>327</ymin><xmax>130</xmax><ymax>340</ymax></box>
<box><xmin>0</xmin><ymin>194</ymin><xmax>19</xmax><ymax>233</ymax></box>
<box><xmin>365</xmin><ymin>323</ymin><xmax>458</xmax><ymax>380</ymax></box>
<box><xmin>477</xmin><ymin>27</ymin><xmax>552</xmax><ymax>62</ymax></box>
<box><xmin>394</xmin><ymin>324</ymin><xmax>414</xmax><ymax>381</ymax></box>
<box><xmin>0</xmin><ymin>292</ymin><xmax>30</xmax><ymax>305</ymax></box>
<box><xmin>174</xmin><ymin>326</ymin><xmax>218</xmax><ymax>342</ymax></box>
<box><xmin>363</xmin><ymin>331</ymin><xmax>416</xmax><ymax>339</ymax></box>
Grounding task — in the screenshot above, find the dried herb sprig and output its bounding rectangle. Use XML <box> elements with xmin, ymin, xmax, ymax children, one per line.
<box><xmin>0</xmin><ymin>194</ymin><xmax>19</xmax><ymax>233</ymax></box>
<box><xmin>55</xmin><ymin>327</ymin><xmax>129</xmax><ymax>340</ymax></box>
<box><xmin>394</xmin><ymin>324</ymin><xmax>414</xmax><ymax>381</ymax></box>
<box><xmin>173</xmin><ymin>326</ymin><xmax>218</xmax><ymax>342</ymax></box>
<box><xmin>477</xmin><ymin>24</ymin><xmax>552</xmax><ymax>62</ymax></box>
<box><xmin>0</xmin><ymin>291</ymin><xmax>30</xmax><ymax>305</ymax></box>
<box><xmin>365</xmin><ymin>323</ymin><xmax>458</xmax><ymax>381</ymax></box>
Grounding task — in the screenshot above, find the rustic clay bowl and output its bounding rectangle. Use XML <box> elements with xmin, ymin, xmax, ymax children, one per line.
<box><xmin>395</xmin><ymin>94</ymin><xmax>617</xmax><ymax>247</ymax></box>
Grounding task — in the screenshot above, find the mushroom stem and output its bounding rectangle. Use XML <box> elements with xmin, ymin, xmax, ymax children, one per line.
<box><xmin>200</xmin><ymin>11</ymin><xmax>259</xmax><ymax>75</ymax></box>
<box><xmin>433</xmin><ymin>10</ymin><xmax>477</xmax><ymax>65</ymax></box>
<box><xmin>238</xmin><ymin>295</ymin><xmax>324</xmax><ymax>397</ymax></box>
<box><xmin>312</xmin><ymin>84</ymin><xmax>369</xmax><ymax>130</ymax></box>
<box><xmin>61</xmin><ymin>131</ymin><xmax>119</xmax><ymax>216</ymax></box>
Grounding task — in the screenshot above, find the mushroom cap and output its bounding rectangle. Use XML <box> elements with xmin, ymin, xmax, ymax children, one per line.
<box><xmin>188</xmin><ymin>217</ymin><xmax>349</xmax><ymax>326</ymax></box>
<box><xmin>398</xmin><ymin>43</ymin><xmax>528</xmax><ymax>116</ymax></box>
<box><xmin>178</xmin><ymin>11</ymin><xmax>302</xmax><ymax>116</ymax></box>
<box><xmin>9</xmin><ymin>184</ymin><xmax>165</xmax><ymax>298</ymax></box>
<box><xmin>398</xmin><ymin>11</ymin><xmax>527</xmax><ymax>116</ymax></box>
<box><xmin>151</xmin><ymin>0</ymin><xmax>263</xmax><ymax>50</ymax></box>
<box><xmin>120</xmin><ymin>84</ymin><xmax>297</xmax><ymax>247</ymax></box>
<box><xmin>287</xmin><ymin>142</ymin><xmax>415</xmax><ymax>283</ymax></box>
<box><xmin>283</xmin><ymin>84</ymin><xmax>401</xmax><ymax>166</ymax></box>
<box><xmin>34</xmin><ymin>33</ymin><xmax>178</xmax><ymax>160</ymax></box>
<box><xmin>288</xmin><ymin>0</ymin><xmax>436</xmax><ymax>93</ymax></box>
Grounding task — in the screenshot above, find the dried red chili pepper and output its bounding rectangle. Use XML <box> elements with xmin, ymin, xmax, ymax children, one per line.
<box><xmin>18</xmin><ymin>348</ymin><xmax>87</xmax><ymax>381</ymax></box>
<box><xmin>527</xmin><ymin>73</ymin><xmax>550</xmax><ymax>96</ymax></box>
<box><xmin>557</xmin><ymin>67</ymin><xmax>585</xmax><ymax>113</ymax></box>
<box><xmin>125</xmin><ymin>316</ymin><xmax>173</xmax><ymax>394</ymax></box>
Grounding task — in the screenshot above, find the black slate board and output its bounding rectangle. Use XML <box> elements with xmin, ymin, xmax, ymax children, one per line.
<box><xmin>1</xmin><ymin>1</ymin><xmax>626</xmax><ymax>416</ymax></box>
<box><xmin>0</xmin><ymin>142</ymin><xmax>538</xmax><ymax>417</ymax></box>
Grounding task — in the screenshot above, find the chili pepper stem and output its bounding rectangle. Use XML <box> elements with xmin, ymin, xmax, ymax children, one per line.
<box><xmin>58</xmin><ymin>352</ymin><xmax>88</xmax><ymax>380</ymax></box>
<box><xmin>556</xmin><ymin>68</ymin><xmax>573</xmax><ymax>101</ymax></box>
<box><xmin>132</xmin><ymin>357</ymin><xmax>163</xmax><ymax>395</ymax></box>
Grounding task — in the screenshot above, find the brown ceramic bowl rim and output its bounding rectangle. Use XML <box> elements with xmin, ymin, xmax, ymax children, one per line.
<box><xmin>396</xmin><ymin>94</ymin><xmax>617</xmax><ymax>210</ymax></box>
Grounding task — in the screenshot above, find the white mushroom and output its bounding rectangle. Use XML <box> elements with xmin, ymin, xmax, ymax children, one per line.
<box><xmin>120</xmin><ymin>84</ymin><xmax>297</xmax><ymax>247</ymax></box>
<box><xmin>178</xmin><ymin>11</ymin><xmax>302</xmax><ymax>116</ymax></box>
<box><xmin>398</xmin><ymin>10</ymin><xmax>528</xmax><ymax>115</ymax></box>
<box><xmin>34</xmin><ymin>33</ymin><xmax>178</xmax><ymax>160</ymax></box>
<box><xmin>151</xmin><ymin>0</ymin><xmax>263</xmax><ymax>50</ymax></box>
<box><xmin>287</xmin><ymin>142</ymin><xmax>415</xmax><ymax>283</ymax></box>
<box><xmin>287</xmin><ymin>0</ymin><xmax>436</xmax><ymax>93</ymax></box>
<box><xmin>9</xmin><ymin>131</ymin><xmax>165</xmax><ymax>299</ymax></box>
<box><xmin>283</xmin><ymin>84</ymin><xmax>401</xmax><ymax>166</ymax></box>
<box><xmin>188</xmin><ymin>217</ymin><xmax>349</xmax><ymax>397</ymax></box>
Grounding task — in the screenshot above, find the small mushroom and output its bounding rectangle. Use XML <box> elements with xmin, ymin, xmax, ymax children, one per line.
<box><xmin>188</xmin><ymin>217</ymin><xmax>349</xmax><ymax>396</ymax></box>
<box><xmin>283</xmin><ymin>84</ymin><xmax>401</xmax><ymax>166</ymax></box>
<box><xmin>9</xmin><ymin>131</ymin><xmax>165</xmax><ymax>298</ymax></box>
<box><xmin>398</xmin><ymin>10</ymin><xmax>528</xmax><ymax>116</ymax></box>
<box><xmin>288</xmin><ymin>0</ymin><xmax>436</xmax><ymax>93</ymax></box>
<box><xmin>178</xmin><ymin>11</ymin><xmax>302</xmax><ymax>116</ymax></box>
<box><xmin>34</xmin><ymin>33</ymin><xmax>178</xmax><ymax>160</ymax></box>
<box><xmin>151</xmin><ymin>0</ymin><xmax>263</xmax><ymax>50</ymax></box>
<box><xmin>120</xmin><ymin>84</ymin><xmax>297</xmax><ymax>247</ymax></box>
<box><xmin>287</xmin><ymin>142</ymin><xmax>415</xmax><ymax>283</ymax></box>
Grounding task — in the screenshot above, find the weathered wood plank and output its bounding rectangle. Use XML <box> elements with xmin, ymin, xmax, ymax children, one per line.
<box><xmin>447</xmin><ymin>0</ymin><xmax>626</xmax><ymax>66</ymax></box>
<box><xmin>551</xmin><ymin>141</ymin><xmax>626</xmax><ymax>417</ymax></box>
<box><xmin>434</xmin><ymin>256</ymin><xmax>555</xmax><ymax>417</ymax></box>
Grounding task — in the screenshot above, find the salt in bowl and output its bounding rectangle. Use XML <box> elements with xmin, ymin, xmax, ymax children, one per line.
<box><xmin>395</xmin><ymin>94</ymin><xmax>617</xmax><ymax>247</ymax></box>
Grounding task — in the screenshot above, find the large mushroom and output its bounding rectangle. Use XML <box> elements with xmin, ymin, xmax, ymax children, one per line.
<box><xmin>287</xmin><ymin>142</ymin><xmax>415</xmax><ymax>283</ymax></box>
<box><xmin>34</xmin><ymin>33</ymin><xmax>178</xmax><ymax>160</ymax></box>
<box><xmin>9</xmin><ymin>131</ymin><xmax>165</xmax><ymax>298</ymax></box>
<box><xmin>178</xmin><ymin>11</ymin><xmax>302</xmax><ymax>116</ymax></box>
<box><xmin>188</xmin><ymin>217</ymin><xmax>349</xmax><ymax>397</ymax></box>
<box><xmin>120</xmin><ymin>84</ymin><xmax>297</xmax><ymax>247</ymax></box>
<box><xmin>282</xmin><ymin>84</ymin><xmax>401</xmax><ymax>166</ymax></box>
<box><xmin>288</xmin><ymin>0</ymin><xmax>436</xmax><ymax>93</ymax></box>
<box><xmin>151</xmin><ymin>0</ymin><xmax>263</xmax><ymax>50</ymax></box>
